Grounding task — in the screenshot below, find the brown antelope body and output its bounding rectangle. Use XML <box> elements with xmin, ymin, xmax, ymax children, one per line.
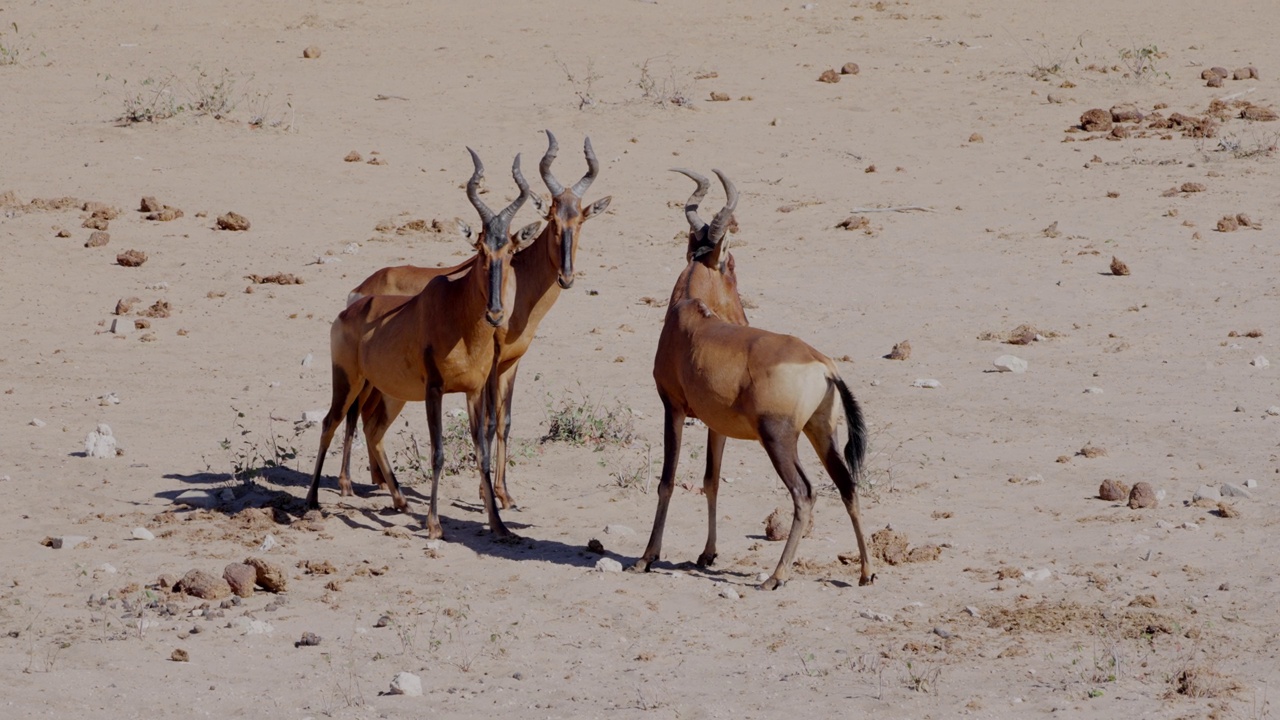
<box><xmin>630</xmin><ymin>169</ymin><xmax>873</xmax><ymax>589</ymax></box>
<box><xmin>338</xmin><ymin>132</ymin><xmax>611</xmax><ymax>510</ymax></box>
<box><xmin>306</xmin><ymin>149</ymin><xmax>535</xmax><ymax>539</ymax></box>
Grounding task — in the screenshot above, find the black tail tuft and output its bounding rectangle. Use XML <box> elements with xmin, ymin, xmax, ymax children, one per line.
<box><xmin>832</xmin><ymin>375</ymin><xmax>867</xmax><ymax>487</ymax></box>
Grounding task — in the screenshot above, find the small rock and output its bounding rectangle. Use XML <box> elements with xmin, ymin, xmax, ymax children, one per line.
<box><xmin>719</xmin><ymin>585</ymin><xmax>740</xmax><ymax>600</ymax></box>
<box><xmin>302</xmin><ymin>46</ymin><xmax>322</xmax><ymax>59</ymax></box>
<box><xmin>1084</xmin><ymin>387</ymin><xmax>1104</xmax><ymax>394</ymax></box>
<box><xmin>343</xmin><ymin>151</ymin><xmax>362</xmax><ymax>162</ymax></box>
<box><xmin>1128</xmin><ymin>482</ymin><xmax>1157</xmax><ymax>509</ymax></box>
<box><xmin>1181</xmin><ymin>522</ymin><xmax>1199</xmax><ymax>531</ymax></box>
<box><xmin>604</xmin><ymin>524</ymin><xmax>635</xmax><ymax>536</ymax></box>
<box><xmin>389</xmin><ymin>672</ymin><xmax>423</xmax><ymax>697</ymax></box>
<box><xmin>1219</xmin><ymin>582</ymin><xmax>1231</xmax><ymax>591</ymax></box>
<box><xmin>1251</xmin><ymin>356</ymin><xmax>1269</xmax><ymax>368</ymax></box>
<box><xmin>233</xmin><ymin>617</ymin><xmax>274</xmax><ymax>635</ymax></box>
<box><xmin>85</xmin><ymin>231</ymin><xmax>110</xmax><ymax>247</ymax></box>
<box><xmin>1220</xmin><ymin>483</ymin><xmax>1252</xmax><ymax>499</ymax></box>
<box><xmin>964</xmin><ymin>606</ymin><xmax>980</xmax><ymax>618</ymax></box>
<box><xmin>968</xmin><ymin>132</ymin><xmax>984</xmax><ymax>143</ymax></box>
<box><xmin>933</xmin><ymin>627</ymin><xmax>953</xmax><ymax>639</ymax></box>
<box><xmin>139</xmin><ymin>196</ymin><xmax>164</xmax><ymax>212</ymax></box>
<box><xmin>43</xmin><ymin>535</ymin><xmax>90</xmax><ymax>550</ymax></box>
<box><xmin>244</xmin><ymin>556</ymin><xmax>288</xmax><ymax>592</ymax></box>
<box><xmin>116</xmin><ymin>249</ymin><xmax>148</xmax><ymax>267</ymax></box>
<box><xmin>375</xmin><ymin>616</ymin><xmax>391</xmax><ymax>628</ymax></box>
<box><xmin>512</xmin><ymin>671</ymin><xmax>524</xmax><ymax>681</ymax></box>
<box><xmin>709</xmin><ymin>91</ymin><xmax>730</xmax><ymax>102</ymax></box>
<box><xmin>859</xmin><ymin>610</ymin><xmax>893</xmax><ymax>623</ymax></box>
<box><xmin>1099</xmin><ymin>479</ymin><xmax>1130</xmax><ymax>502</ymax></box>
<box><xmin>301</xmin><ymin>353</ymin><xmax>314</xmax><ymax>367</ymax></box>
<box><xmin>108</xmin><ymin>318</ymin><xmax>131</xmax><ymax>335</ymax></box>
<box><xmin>1109</xmin><ymin>256</ymin><xmax>1130</xmax><ymax>276</ymax></box>
<box><xmin>1244</xmin><ymin>478</ymin><xmax>1258</xmax><ymax>489</ymax></box>
<box><xmin>840</xmin><ymin>62</ymin><xmax>860</xmax><ymax>75</ymax></box>
<box><xmin>1206</xmin><ymin>74</ymin><xmax>1224</xmax><ymax>88</ymax></box>
<box><xmin>84</xmin><ymin>423</ymin><xmax>117</xmax><ymax>458</ymax></box>
<box><xmin>1193</xmin><ymin>485</ymin><xmax>1220</xmax><ymax>502</ymax></box>
<box><xmin>296</xmin><ymin>632</ymin><xmax>322</xmax><ymax>647</ymax></box>
<box><xmin>912</xmin><ymin>379</ymin><xmax>941</xmax><ymax>389</ymax></box>
<box><xmin>818</xmin><ymin>69</ymin><xmax>840</xmax><ymax>83</ymax></box>
<box><xmin>1156</xmin><ymin>519</ymin><xmax>1175</xmax><ymax>530</ymax></box>
<box><xmin>175</xmin><ymin>569</ymin><xmax>232</xmax><ymax>600</ymax></box>
<box><xmin>424</xmin><ymin>538</ymin><xmax>443</xmax><ymax>551</ymax></box>
<box><xmin>886</xmin><ymin>340</ymin><xmax>911</xmax><ymax>361</ymax></box>
<box><xmin>258</xmin><ymin>533</ymin><xmax>278</xmax><ymax>552</ymax></box>
<box><xmin>216</xmin><ymin>212</ymin><xmax>250</xmax><ymax>231</ymax></box>
<box><xmin>29</xmin><ymin>418</ymin><xmax>46</xmax><ymax>428</ymax></box>
<box><xmin>1080</xmin><ymin>108</ymin><xmax>1112</xmax><ymax>132</ymax></box>
<box><xmin>764</xmin><ymin>506</ymin><xmax>789</xmax><ymax>541</ymax></box>
<box><xmin>595</xmin><ymin>557</ymin><xmax>623</xmax><ymax>573</ymax></box>
<box><xmin>132</xmin><ymin>527</ymin><xmax>155</xmax><ymax>541</ymax></box>
<box><xmin>171</xmin><ymin>648</ymin><xmax>189</xmax><ymax>662</ymax></box>
<box><xmin>756</xmin><ymin>572</ymin><xmax>770</xmax><ymax>583</ymax></box>
<box><xmin>993</xmin><ymin>355</ymin><xmax>1028</xmax><ymax>374</ymax></box>
<box><xmin>1232</xmin><ymin>67</ymin><xmax>1252</xmax><ymax>81</ymax></box>
<box><xmin>223</xmin><ymin>563</ymin><xmax>257</xmax><ymax>598</ymax></box>
<box><xmin>1047</xmin><ymin>93</ymin><xmax>1064</xmax><ymax>104</ymax></box>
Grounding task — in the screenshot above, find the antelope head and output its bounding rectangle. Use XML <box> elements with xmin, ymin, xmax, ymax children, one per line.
<box><xmin>538</xmin><ymin>130</ymin><xmax>612</xmax><ymax>289</ymax></box>
<box><xmin>671</xmin><ymin>168</ymin><xmax>746</xmax><ymax>325</ymax></box>
<box><xmin>466</xmin><ymin>148</ymin><xmax>535</xmax><ymax>327</ymax></box>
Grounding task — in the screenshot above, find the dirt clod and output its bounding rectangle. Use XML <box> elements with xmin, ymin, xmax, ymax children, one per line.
<box><xmin>175</xmin><ymin>569</ymin><xmax>232</xmax><ymax>600</ymax></box>
<box><xmin>1110</xmin><ymin>256</ymin><xmax>1130</xmax><ymax>276</ymax></box>
<box><xmin>1078</xmin><ymin>444</ymin><xmax>1107</xmax><ymax>458</ymax></box>
<box><xmin>171</xmin><ymin>648</ymin><xmax>189</xmax><ymax>662</ymax></box>
<box><xmin>217</xmin><ymin>212</ymin><xmax>251</xmax><ymax>231</ymax></box>
<box><xmin>302</xmin><ymin>46</ymin><xmax>321</xmax><ymax>59</ymax></box>
<box><xmin>764</xmin><ymin>507</ymin><xmax>790</xmax><ymax>541</ymax></box>
<box><xmin>1217</xmin><ymin>215</ymin><xmax>1240</xmax><ymax>232</ymax></box>
<box><xmin>886</xmin><ymin>340</ymin><xmax>912</xmax><ymax>361</ymax></box>
<box><xmin>836</xmin><ymin>215</ymin><xmax>869</xmax><ymax>231</ymax></box>
<box><xmin>841</xmin><ymin>62</ymin><xmax>859</xmax><ymax>75</ymax></box>
<box><xmin>139</xmin><ymin>196</ymin><xmax>163</xmax><ymax>212</ymax></box>
<box><xmin>1080</xmin><ymin>108</ymin><xmax>1112</xmax><ymax>132</ymax></box>
<box><xmin>85</xmin><ymin>231</ymin><xmax>110</xmax><ymax>247</ymax></box>
<box><xmin>223</xmin><ymin>563</ymin><xmax>257</xmax><ymax>598</ymax></box>
<box><xmin>344</xmin><ymin>151</ymin><xmax>362</xmax><ymax>162</ymax></box>
<box><xmin>114</xmin><ymin>297</ymin><xmax>140</xmax><ymax>315</ymax></box>
<box><xmin>117</xmin><ymin>250</ymin><xmax>148</xmax><ymax>267</ymax></box>
<box><xmin>818</xmin><ymin>69</ymin><xmax>840</xmax><ymax>83</ymax></box>
<box><xmin>1099</xmin><ymin>479</ymin><xmax>1130</xmax><ymax>501</ymax></box>
<box><xmin>1128</xmin><ymin>482</ymin><xmax>1157</xmax><ymax>509</ymax></box>
<box><xmin>246</xmin><ymin>273</ymin><xmax>303</xmax><ymax>285</ymax></box>
<box><xmin>244</xmin><ymin>557</ymin><xmax>287</xmax><ymax>592</ymax></box>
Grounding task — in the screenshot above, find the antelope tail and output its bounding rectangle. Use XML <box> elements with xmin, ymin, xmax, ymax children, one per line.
<box><xmin>832</xmin><ymin>374</ymin><xmax>867</xmax><ymax>487</ymax></box>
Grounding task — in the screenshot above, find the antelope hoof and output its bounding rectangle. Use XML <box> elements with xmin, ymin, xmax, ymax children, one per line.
<box><xmin>627</xmin><ymin>559</ymin><xmax>652</xmax><ymax>574</ymax></box>
<box><xmin>696</xmin><ymin>552</ymin><xmax>717</xmax><ymax>568</ymax></box>
<box><xmin>859</xmin><ymin>572</ymin><xmax>877</xmax><ymax>587</ymax></box>
<box><xmin>492</xmin><ymin>531</ymin><xmax>523</xmax><ymax>545</ymax></box>
<box><xmin>758</xmin><ymin>576</ymin><xmax>786</xmax><ymax>591</ymax></box>
<box><xmin>426</xmin><ymin>523</ymin><xmax>444</xmax><ymax>540</ymax></box>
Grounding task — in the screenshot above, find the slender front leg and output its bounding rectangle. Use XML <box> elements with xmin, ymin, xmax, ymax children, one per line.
<box><xmin>697</xmin><ymin>429</ymin><xmax>727</xmax><ymax>568</ymax></box>
<box><xmin>489</xmin><ymin>363</ymin><xmax>520</xmax><ymax>510</ymax></box>
<box><xmin>425</xmin><ymin>385</ymin><xmax>446</xmax><ymax>539</ymax></box>
<box><xmin>306</xmin><ymin>367</ymin><xmax>362</xmax><ymax>510</ymax></box>
<box><xmin>629</xmin><ymin>393</ymin><xmax>685</xmax><ymax>573</ymax></box>
<box><xmin>468</xmin><ymin>384</ymin><xmax>514</xmax><ymax>539</ymax></box>
<box><xmin>336</xmin><ymin>398</ymin><xmax>361</xmax><ymax>497</ymax></box>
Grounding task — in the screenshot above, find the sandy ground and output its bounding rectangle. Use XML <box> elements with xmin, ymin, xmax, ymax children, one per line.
<box><xmin>2</xmin><ymin>1</ymin><xmax>1279</xmax><ymax>717</ymax></box>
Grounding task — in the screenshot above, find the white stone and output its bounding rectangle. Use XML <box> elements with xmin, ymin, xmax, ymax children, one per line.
<box><xmin>84</xmin><ymin>424</ymin><xmax>117</xmax><ymax>458</ymax></box>
<box><xmin>1025</xmin><ymin>474</ymin><xmax>1044</xmax><ymax>484</ymax></box>
<box><xmin>0</xmin><ymin>475</ymin><xmax>10</xmax><ymax>482</ymax></box>
<box><xmin>1156</xmin><ymin>519</ymin><xmax>1175</xmax><ymax>530</ymax></box>
<box><xmin>1252</xmin><ymin>356</ymin><xmax>1270</xmax><ymax>368</ymax></box>
<box><xmin>301</xmin><ymin>353</ymin><xmax>313</xmax><ymax>368</ymax></box>
<box><xmin>48</xmin><ymin>535</ymin><xmax>90</xmax><ymax>549</ymax></box>
<box><xmin>993</xmin><ymin>355</ymin><xmax>1028</xmax><ymax>374</ymax></box>
<box><xmin>145</xmin><ymin>281</ymin><xmax>169</xmax><ymax>291</ymax></box>
<box><xmin>1181</xmin><ymin>522</ymin><xmax>1199</xmax><ymax>531</ymax></box>
<box><xmin>1244</xmin><ymin>478</ymin><xmax>1258</xmax><ymax>489</ymax></box>
<box><xmin>132</xmin><ymin>527</ymin><xmax>155</xmax><ymax>541</ymax></box>
<box><xmin>258</xmin><ymin>533</ymin><xmax>278</xmax><ymax>552</ymax></box>
<box><xmin>1083</xmin><ymin>387</ymin><xmax>1104</xmax><ymax>394</ymax></box>
<box><xmin>719</xmin><ymin>585</ymin><xmax>740</xmax><ymax>600</ymax></box>
<box><xmin>1192</xmin><ymin>485</ymin><xmax>1220</xmax><ymax>502</ymax></box>
<box><xmin>1266</xmin><ymin>406</ymin><xmax>1280</xmax><ymax>416</ymax></box>
<box><xmin>29</xmin><ymin>418</ymin><xmax>46</xmax><ymax>428</ymax></box>
<box><xmin>756</xmin><ymin>572</ymin><xmax>770</xmax><ymax>583</ymax></box>
<box><xmin>424</xmin><ymin>539</ymin><xmax>443</xmax><ymax>551</ymax></box>
<box><xmin>99</xmin><ymin>563</ymin><xmax>117</xmax><ymax>574</ymax></box>
<box><xmin>1155</xmin><ymin>489</ymin><xmax>1167</xmax><ymax>501</ymax></box>
<box><xmin>603</xmin><ymin>524</ymin><xmax>635</xmax><ymax>536</ymax></box>
<box><xmin>912</xmin><ymin>379</ymin><xmax>942</xmax><ymax>389</ymax></box>
<box><xmin>964</xmin><ymin>606</ymin><xmax>980</xmax><ymax>618</ymax></box>
<box><xmin>99</xmin><ymin>392</ymin><xmax>120</xmax><ymax>406</ymax></box>
<box><xmin>109</xmin><ymin>318</ymin><xmax>130</xmax><ymax>335</ymax></box>
<box><xmin>859</xmin><ymin>609</ymin><xmax>894</xmax><ymax>623</ymax></box>
<box><xmin>342</xmin><ymin>242</ymin><xmax>360</xmax><ymax>255</ymax></box>
<box><xmin>594</xmin><ymin>557</ymin><xmax>623</xmax><ymax>573</ymax></box>
<box><xmin>389</xmin><ymin>672</ymin><xmax>423</xmax><ymax>697</ymax></box>
<box><xmin>1220</xmin><ymin>483</ymin><xmax>1252</xmax><ymax>499</ymax></box>
<box><xmin>175</xmin><ymin>489</ymin><xmax>220</xmax><ymax>509</ymax></box>
<box><xmin>1022</xmin><ymin>568</ymin><xmax>1053</xmax><ymax>583</ymax></box>
<box><xmin>301</xmin><ymin>410</ymin><xmax>325</xmax><ymax>425</ymax></box>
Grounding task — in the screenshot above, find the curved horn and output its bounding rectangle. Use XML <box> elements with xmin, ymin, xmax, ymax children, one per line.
<box><xmin>497</xmin><ymin>153</ymin><xmax>530</xmax><ymax>225</ymax></box>
<box><xmin>466</xmin><ymin>147</ymin><xmax>495</xmax><ymax>224</ymax></box>
<box><xmin>539</xmin><ymin>130</ymin><xmax>566</xmax><ymax>197</ymax></box>
<box><xmin>568</xmin><ymin>136</ymin><xmax>599</xmax><ymax>197</ymax></box>
<box><xmin>671</xmin><ymin>168</ymin><xmax>710</xmax><ymax>232</ymax></box>
<box><xmin>708</xmin><ymin>169</ymin><xmax>738</xmax><ymax>243</ymax></box>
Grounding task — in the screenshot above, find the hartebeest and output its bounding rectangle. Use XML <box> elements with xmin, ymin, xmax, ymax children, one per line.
<box><xmin>338</xmin><ymin>131</ymin><xmax>611</xmax><ymax>509</ymax></box>
<box><xmin>629</xmin><ymin>169</ymin><xmax>874</xmax><ymax>589</ymax></box>
<box><xmin>306</xmin><ymin>148</ymin><xmax>537</xmax><ymax>540</ymax></box>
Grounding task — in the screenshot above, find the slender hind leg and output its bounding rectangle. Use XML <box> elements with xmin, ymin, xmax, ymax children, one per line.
<box><xmin>306</xmin><ymin>368</ymin><xmax>364</xmax><ymax>510</ymax></box>
<box><xmin>758</xmin><ymin>418</ymin><xmax>813</xmax><ymax>590</ymax></box>
<box><xmin>488</xmin><ymin>363</ymin><xmax>520</xmax><ymax>510</ymax></box>
<box><xmin>809</xmin><ymin>428</ymin><xmax>874</xmax><ymax>586</ymax></box>
<box><xmin>424</xmin><ymin>385</ymin><xmax>446</xmax><ymax>539</ymax></box>
<box><xmin>468</xmin><ymin>379</ymin><xmax>513</xmax><ymax>539</ymax></box>
<box><xmin>630</xmin><ymin>393</ymin><xmax>685</xmax><ymax>573</ymax></box>
<box><xmin>697</xmin><ymin>429</ymin><xmax>727</xmax><ymax>568</ymax></box>
<box><xmin>364</xmin><ymin>393</ymin><xmax>409</xmax><ymax>511</ymax></box>
<box><xmin>338</xmin><ymin>384</ymin><xmax>374</xmax><ymax>494</ymax></box>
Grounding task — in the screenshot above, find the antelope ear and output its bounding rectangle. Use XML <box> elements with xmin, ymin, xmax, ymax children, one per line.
<box><xmin>513</xmin><ymin>221</ymin><xmax>542</xmax><ymax>249</ymax></box>
<box><xmin>583</xmin><ymin>195</ymin><xmax>612</xmax><ymax>219</ymax></box>
<box><xmin>530</xmin><ymin>193</ymin><xmax>548</xmax><ymax>218</ymax></box>
<box><xmin>722</xmin><ymin>253</ymin><xmax>736</xmax><ymax>275</ymax></box>
<box><xmin>455</xmin><ymin>218</ymin><xmax>473</xmax><ymax>240</ymax></box>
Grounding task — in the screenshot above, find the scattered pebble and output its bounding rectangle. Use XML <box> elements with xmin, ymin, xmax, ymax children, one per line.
<box><xmin>912</xmin><ymin>379</ymin><xmax>942</xmax><ymax>389</ymax></box>
<box><xmin>223</xmin><ymin>563</ymin><xmax>257</xmax><ymax>598</ymax></box>
<box><xmin>1266</xmin><ymin>406</ymin><xmax>1279</xmax><ymax>416</ymax></box>
<box><xmin>1083</xmin><ymin>387</ymin><xmax>1104</xmax><ymax>394</ymax></box>
<box><xmin>1098</xmin><ymin>479</ymin><xmax>1130</xmax><ymax>502</ymax></box>
<box><xmin>1193</xmin><ymin>485</ymin><xmax>1220</xmax><ymax>502</ymax></box>
<box><xmin>933</xmin><ymin>627</ymin><xmax>953</xmax><ymax>639</ymax></box>
<box><xmin>344</xmin><ymin>151</ymin><xmax>362</xmax><ymax>162</ymax></box>
<box><xmin>296</xmin><ymin>632</ymin><xmax>322</xmax><ymax>647</ymax></box>
<box><xmin>604</xmin><ymin>524</ymin><xmax>635</xmax><ymax>536</ymax></box>
<box><xmin>1244</xmin><ymin>478</ymin><xmax>1258</xmax><ymax>489</ymax></box>
<box><xmin>1022</xmin><ymin>568</ymin><xmax>1053</xmax><ymax>583</ymax></box>
<box><xmin>132</xmin><ymin>527</ymin><xmax>155</xmax><ymax>541</ymax></box>
<box><xmin>42</xmin><ymin>535</ymin><xmax>90</xmax><ymax>550</ymax></box>
<box><xmin>719</xmin><ymin>585</ymin><xmax>740</xmax><ymax>600</ymax></box>
<box><xmin>964</xmin><ymin>606</ymin><xmax>980</xmax><ymax>618</ymax></box>
<box><xmin>756</xmin><ymin>572</ymin><xmax>770</xmax><ymax>583</ymax></box>
<box><xmin>84</xmin><ymin>423</ymin><xmax>117</xmax><ymax>458</ymax></box>
<box><xmin>171</xmin><ymin>648</ymin><xmax>189</xmax><ymax>662</ymax></box>
<box><xmin>302</xmin><ymin>46</ymin><xmax>322</xmax><ymax>59</ymax></box>
<box><xmin>818</xmin><ymin>69</ymin><xmax>840</xmax><ymax>83</ymax></box>
<box><xmin>216</xmin><ymin>212</ymin><xmax>251</xmax><ymax>231</ymax></box>
<box><xmin>841</xmin><ymin>62</ymin><xmax>860</xmax><ymax>75</ymax></box>
<box><xmin>859</xmin><ymin>609</ymin><xmax>894</xmax><ymax>623</ymax></box>
<box><xmin>993</xmin><ymin>355</ymin><xmax>1028</xmax><ymax>374</ymax></box>
<box><xmin>1180</xmin><ymin>522</ymin><xmax>1199</xmax><ymax>531</ymax></box>
<box><xmin>375</xmin><ymin>616</ymin><xmax>391</xmax><ymax>628</ymax></box>
<box><xmin>1220</xmin><ymin>483</ymin><xmax>1252</xmax><ymax>499</ymax></box>
<box><xmin>85</xmin><ymin>231</ymin><xmax>109</xmax><ymax>247</ymax></box>
<box><xmin>595</xmin><ymin>557</ymin><xmax>623</xmax><ymax>573</ymax></box>
<box><xmin>389</xmin><ymin>672</ymin><xmax>423</xmax><ymax>697</ymax></box>
<box><xmin>116</xmin><ymin>249</ymin><xmax>148</xmax><ymax>267</ymax></box>
<box><xmin>29</xmin><ymin>418</ymin><xmax>46</xmax><ymax>427</ymax></box>
<box><xmin>258</xmin><ymin>533</ymin><xmax>278</xmax><ymax>552</ymax></box>
<box><xmin>1109</xmin><ymin>256</ymin><xmax>1130</xmax><ymax>276</ymax></box>
<box><xmin>1252</xmin><ymin>356</ymin><xmax>1269</xmax><ymax>368</ymax></box>
<box><xmin>886</xmin><ymin>340</ymin><xmax>912</xmax><ymax>361</ymax></box>
<box><xmin>1128</xmin><ymin>482</ymin><xmax>1157</xmax><ymax>509</ymax></box>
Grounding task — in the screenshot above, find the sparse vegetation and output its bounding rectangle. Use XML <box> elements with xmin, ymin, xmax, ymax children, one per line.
<box><xmin>215</xmin><ymin>406</ymin><xmax>306</xmax><ymax>483</ymax></box>
<box><xmin>635</xmin><ymin>56</ymin><xmax>695</xmax><ymax>108</ymax></box>
<box><xmin>541</xmin><ymin>390</ymin><xmax>637</xmax><ymax>447</ymax></box>
<box><xmin>110</xmin><ymin>66</ymin><xmax>292</xmax><ymax>129</ymax></box>
<box><xmin>1118</xmin><ymin>42</ymin><xmax>1168</xmax><ymax>80</ymax></box>
<box><xmin>553</xmin><ymin>54</ymin><xmax>602</xmax><ymax>110</ymax></box>
<box><xmin>0</xmin><ymin>22</ymin><xmax>24</xmax><ymax>66</ymax></box>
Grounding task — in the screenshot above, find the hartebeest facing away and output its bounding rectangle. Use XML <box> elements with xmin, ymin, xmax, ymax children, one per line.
<box><xmin>339</xmin><ymin>131</ymin><xmax>611</xmax><ymax>509</ymax></box>
<box><xmin>306</xmin><ymin>149</ymin><xmax>537</xmax><ymax>540</ymax></box>
<box><xmin>630</xmin><ymin>169</ymin><xmax>874</xmax><ymax>589</ymax></box>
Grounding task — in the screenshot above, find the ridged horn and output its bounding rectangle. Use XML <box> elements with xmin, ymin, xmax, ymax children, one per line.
<box><xmin>708</xmin><ymin>169</ymin><xmax>738</xmax><ymax>243</ymax></box>
<box><xmin>466</xmin><ymin>147</ymin><xmax>494</xmax><ymax>224</ymax></box>
<box><xmin>670</xmin><ymin>168</ymin><xmax>710</xmax><ymax>232</ymax></box>
<box><xmin>569</xmin><ymin>137</ymin><xmax>598</xmax><ymax>197</ymax></box>
<box><xmin>540</xmin><ymin>130</ymin><xmax>565</xmax><ymax>197</ymax></box>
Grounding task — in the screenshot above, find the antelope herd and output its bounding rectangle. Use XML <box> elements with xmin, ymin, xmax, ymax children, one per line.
<box><xmin>307</xmin><ymin>131</ymin><xmax>873</xmax><ymax>588</ymax></box>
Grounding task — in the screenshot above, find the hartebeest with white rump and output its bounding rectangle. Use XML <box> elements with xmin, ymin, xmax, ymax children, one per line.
<box><xmin>306</xmin><ymin>148</ymin><xmax>537</xmax><ymax>540</ymax></box>
<box><xmin>338</xmin><ymin>131</ymin><xmax>611</xmax><ymax>509</ymax></box>
<box><xmin>629</xmin><ymin>169</ymin><xmax>874</xmax><ymax>589</ymax></box>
